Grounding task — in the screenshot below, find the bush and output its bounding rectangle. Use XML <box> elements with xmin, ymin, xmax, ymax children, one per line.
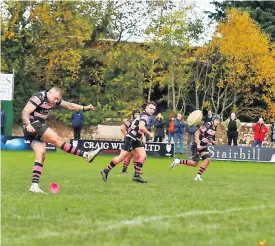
<box><xmin>50</xmin><ymin>108</ymin><xmax>124</xmax><ymax>127</ymax></box>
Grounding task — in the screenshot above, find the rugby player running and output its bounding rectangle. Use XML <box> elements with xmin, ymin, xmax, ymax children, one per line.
<box><xmin>101</xmin><ymin>102</ymin><xmax>156</xmax><ymax>183</ymax></box>
<box><xmin>170</xmin><ymin>114</ymin><xmax>220</xmax><ymax>181</ymax></box>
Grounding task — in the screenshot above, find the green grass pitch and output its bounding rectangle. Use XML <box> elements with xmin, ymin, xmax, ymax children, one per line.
<box><xmin>1</xmin><ymin>150</ymin><xmax>275</xmax><ymax>246</ymax></box>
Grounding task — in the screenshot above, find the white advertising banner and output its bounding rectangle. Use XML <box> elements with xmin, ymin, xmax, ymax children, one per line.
<box><xmin>0</xmin><ymin>74</ymin><xmax>14</xmax><ymax>101</ymax></box>
<box><xmin>188</xmin><ymin>145</ymin><xmax>275</xmax><ymax>163</ymax></box>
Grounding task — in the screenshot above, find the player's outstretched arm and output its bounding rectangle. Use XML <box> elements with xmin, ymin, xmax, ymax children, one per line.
<box><xmin>59</xmin><ymin>101</ymin><xmax>95</xmax><ymax>111</ymax></box>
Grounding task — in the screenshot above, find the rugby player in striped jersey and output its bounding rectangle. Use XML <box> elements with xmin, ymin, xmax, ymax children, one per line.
<box><xmin>121</xmin><ymin>109</ymin><xmax>142</xmax><ymax>174</ymax></box>
<box><xmin>171</xmin><ymin>114</ymin><xmax>220</xmax><ymax>181</ymax></box>
<box><xmin>100</xmin><ymin>102</ymin><xmax>156</xmax><ymax>183</ymax></box>
<box><xmin>22</xmin><ymin>87</ymin><xmax>101</xmax><ymax>193</ymax></box>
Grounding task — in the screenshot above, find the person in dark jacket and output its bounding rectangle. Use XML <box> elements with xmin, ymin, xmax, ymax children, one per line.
<box><xmin>153</xmin><ymin>113</ymin><xmax>165</xmax><ymax>142</ymax></box>
<box><xmin>203</xmin><ymin>110</ymin><xmax>213</xmax><ymax>123</ymax></box>
<box><xmin>271</xmin><ymin>122</ymin><xmax>275</xmax><ymax>143</ymax></box>
<box><xmin>145</xmin><ymin>115</ymin><xmax>155</xmax><ymax>142</ymax></box>
<box><xmin>187</xmin><ymin>125</ymin><xmax>199</xmax><ymax>145</ymax></box>
<box><xmin>224</xmin><ymin>112</ymin><xmax>241</xmax><ymax>146</ymax></box>
<box><xmin>0</xmin><ymin>106</ymin><xmax>6</xmax><ymax>135</ymax></box>
<box><xmin>71</xmin><ymin>110</ymin><xmax>84</xmax><ymax>139</ymax></box>
<box><xmin>174</xmin><ymin>113</ymin><xmax>187</xmax><ymax>154</ymax></box>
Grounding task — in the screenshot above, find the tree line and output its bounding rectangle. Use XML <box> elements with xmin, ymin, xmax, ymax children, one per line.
<box><xmin>1</xmin><ymin>1</ymin><xmax>275</xmax><ymax>126</ymax></box>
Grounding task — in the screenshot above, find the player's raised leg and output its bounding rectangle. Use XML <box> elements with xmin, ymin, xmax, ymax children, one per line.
<box><xmin>41</xmin><ymin>128</ymin><xmax>101</xmax><ymax>163</ymax></box>
<box><xmin>171</xmin><ymin>158</ymin><xmax>199</xmax><ymax>169</ymax></box>
<box><xmin>29</xmin><ymin>141</ymin><xmax>47</xmax><ymax>194</ymax></box>
<box><xmin>171</xmin><ymin>141</ymin><xmax>199</xmax><ymax>169</ymax></box>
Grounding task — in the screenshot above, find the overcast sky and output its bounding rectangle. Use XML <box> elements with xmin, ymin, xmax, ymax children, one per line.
<box><xmin>188</xmin><ymin>0</ymin><xmax>218</xmax><ymax>46</ymax></box>
<box><xmin>124</xmin><ymin>0</ymin><xmax>219</xmax><ymax>46</ymax></box>
<box><xmin>1</xmin><ymin>0</ymin><xmax>219</xmax><ymax>47</ymax></box>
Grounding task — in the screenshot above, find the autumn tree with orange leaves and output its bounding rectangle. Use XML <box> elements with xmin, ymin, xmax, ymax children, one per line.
<box><xmin>196</xmin><ymin>8</ymin><xmax>275</xmax><ymax>121</ymax></box>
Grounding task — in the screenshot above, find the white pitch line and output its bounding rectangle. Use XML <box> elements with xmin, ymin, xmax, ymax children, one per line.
<box><xmin>3</xmin><ymin>205</ymin><xmax>275</xmax><ymax>244</ymax></box>
<box><xmin>101</xmin><ymin>205</ymin><xmax>274</xmax><ymax>231</ymax></box>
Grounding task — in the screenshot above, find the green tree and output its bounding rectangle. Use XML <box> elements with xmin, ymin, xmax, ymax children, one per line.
<box><xmin>208</xmin><ymin>1</ymin><xmax>275</xmax><ymax>41</ymax></box>
<box><xmin>146</xmin><ymin>6</ymin><xmax>203</xmax><ymax>113</ymax></box>
<box><xmin>26</xmin><ymin>1</ymin><xmax>92</xmax><ymax>88</ymax></box>
<box><xmin>1</xmin><ymin>1</ymin><xmax>40</xmax><ymax>123</ymax></box>
<box><xmin>102</xmin><ymin>42</ymin><xmax>147</xmax><ymax>115</ymax></box>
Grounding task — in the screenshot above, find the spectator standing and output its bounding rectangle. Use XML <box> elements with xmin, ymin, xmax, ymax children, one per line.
<box><xmin>252</xmin><ymin>118</ymin><xmax>268</xmax><ymax>147</ymax></box>
<box><xmin>224</xmin><ymin>112</ymin><xmax>241</xmax><ymax>146</ymax></box>
<box><xmin>203</xmin><ymin>110</ymin><xmax>213</xmax><ymax>123</ymax></box>
<box><xmin>71</xmin><ymin>110</ymin><xmax>84</xmax><ymax>140</ymax></box>
<box><xmin>0</xmin><ymin>106</ymin><xmax>6</xmax><ymax>135</ymax></box>
<box><xmin>145</xmin><ymin>115</ymin><xmax>155</xmax><ymax>142</ymax></box>
<box><xmin>174</xmin><ymin>113</ymin><xmax>187</xmax><ymax>154</ymax></box>
<box><xmin>271</xmin><ymin>122</ymin><xmax>275</xmax><ymax>143</ymax></box>
<box><xmin>167</xmin><ymin>114</ymin><xmax>175</xmax><ymax>145</ymax></box>
<box><xmin>154</xmin><ymin>113</ymin><xmax>165</xmax><ymax>142</ymax></box>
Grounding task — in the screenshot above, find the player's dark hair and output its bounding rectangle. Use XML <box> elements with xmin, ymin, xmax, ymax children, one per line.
<box><xmin>132</xmin><ymin>109</ymin><xmax>140</xmax><ymax>118</ymax></box>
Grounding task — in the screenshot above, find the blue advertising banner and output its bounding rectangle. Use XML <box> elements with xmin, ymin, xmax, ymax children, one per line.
<box><xmin>1</xmin><ymin>135</ymin><xmax>56</xmax><ymax>151</ymax></box>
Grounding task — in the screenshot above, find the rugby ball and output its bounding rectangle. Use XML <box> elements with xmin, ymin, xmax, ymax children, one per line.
<box><xmin>187</xmin><ymin>110</ymin><xmax>203</xmax><ymax>127</ymax></box>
